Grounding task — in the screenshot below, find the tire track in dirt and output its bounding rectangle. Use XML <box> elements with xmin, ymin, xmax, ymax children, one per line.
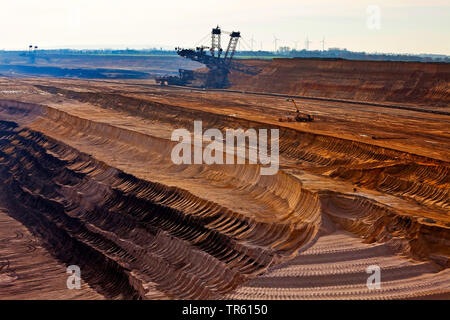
<box><xmin>0</xmin><ymin>92</ymin><xmax>448</xmax><ymax>299</ymax></box>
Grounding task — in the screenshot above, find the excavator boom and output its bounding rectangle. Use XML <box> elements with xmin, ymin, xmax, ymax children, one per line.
<box><xmin>287</xmin><ymin>98</ymin><xmax>301</xmax><ymax>112</ymax></box>
<box><xmin>280</xmin><ymin>99</ymin><xmax>314</xmax><ymax>122</ymax></box>
<box><xmin>157</xmin><ymin>26</ymin><xmax>257</xmax><ymax>88</ymax></box>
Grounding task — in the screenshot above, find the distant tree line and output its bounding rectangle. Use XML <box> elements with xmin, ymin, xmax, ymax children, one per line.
<box><xmin>235</xmin><ymin>48</ymin><xmax>450</xmax><ymax>63</ymax></box>
<box><xmin>0</xmin><ymin>48</ymin><xmax>448</xmax><ymax>63</ymax></box>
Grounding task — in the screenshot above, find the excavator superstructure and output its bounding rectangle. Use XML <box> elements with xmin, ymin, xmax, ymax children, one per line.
<box><xmin>157</xmin><ymin>26</ymin><xmax>258</xmax><ymax>88</ymax></box>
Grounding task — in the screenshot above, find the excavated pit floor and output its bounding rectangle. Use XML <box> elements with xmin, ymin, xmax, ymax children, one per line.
<box><xmin>0</xmin><ymin>77</ymin><xmax>448</xmax><ymax>299</ymax></box>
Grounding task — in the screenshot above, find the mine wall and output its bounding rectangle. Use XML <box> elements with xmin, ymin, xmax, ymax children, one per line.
<box><xmin>0</xmin><ymin>100</ymin><xmax>322</xmax><ymax>299</ymax></box>
<box><xmin>0</xmin><ymin>120</ymin><xmax>320</xmax><ymax>299</ymax></box>
<box><xmin>0</xmin><ymin>94</ymin><xmax>448</xmax><ymax>298</ymax></box>
<box><xmin>229</xmin><ymin>58</ymin><xmax>450</xmax><ymax>107</ymax></box>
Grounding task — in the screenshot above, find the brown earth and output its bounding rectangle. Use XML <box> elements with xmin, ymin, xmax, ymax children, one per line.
<box><xmin>230</xmin><ymin>58</ymin><xmax>450</xmax><ymax>109</ymax></box>
<box><xmin>0</xmin><ymin>58</ymin><xmax>449</xmax><ymax>300</ymax></box>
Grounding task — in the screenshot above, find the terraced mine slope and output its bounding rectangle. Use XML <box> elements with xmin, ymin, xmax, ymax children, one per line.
<box><xmin>230</xmin><ymin>58</ymin><xmax>450</xmax><ymax>108</ymax></box>
<box><xmin>0</xmin><ymin>58</ymin><xmax>449</xmax><ymax>299</ymax></box>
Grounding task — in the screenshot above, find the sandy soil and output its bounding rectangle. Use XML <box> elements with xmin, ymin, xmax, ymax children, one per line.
<box><xmin>0</xmin><ymin>58</ymin><xmax>448</xmax><ymax>299</ymax></box>
<box><xmin>0</xmin><ymin>204</ymin><xmax>103</xmax><ymax>299</ymax></box>
<box><xmin>230</xmin><ymin>58</ymin><xmax>450</xmax><ymax>108</ymax></box>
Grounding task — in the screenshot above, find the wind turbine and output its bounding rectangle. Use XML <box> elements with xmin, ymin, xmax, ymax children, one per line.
<box><xmin>305</xmin><ymin>36</ymin><xmax>312</xmax><ymax>51</ymax></box>
<box><xmin>273</xmin><ymin>35</ymin><xmax>280</xmax><ymax>52</ymax></box>
<box><xmin>320</xmin><ymin>37</ymin><xmax>326</xmax><ymax>51</ymax></box>
<box><xmin>250</xmin><ymin>35</ymin><xmax>256</xmax><ymax>51</ymax></box>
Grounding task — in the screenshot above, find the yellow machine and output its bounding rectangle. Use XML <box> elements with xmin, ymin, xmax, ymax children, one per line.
<box><xmin>279</xmin><ymin>98</ymin><xmax>314</xmax><ymax>122</ymax></box>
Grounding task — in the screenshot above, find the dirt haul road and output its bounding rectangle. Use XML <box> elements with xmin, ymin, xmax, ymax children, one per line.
<box><xmin>0</xmin><ymin>58</ymin><xmax>449</xmax><ymax>300</ymax></box>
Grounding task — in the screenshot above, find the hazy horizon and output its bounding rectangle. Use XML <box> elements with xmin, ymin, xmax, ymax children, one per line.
<box><xmin>1</xmin><ymin>0</ymin><xmax>449</xmax><ymax>55</ymax></box>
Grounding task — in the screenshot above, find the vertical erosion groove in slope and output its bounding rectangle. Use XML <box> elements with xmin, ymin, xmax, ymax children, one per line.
<box><xmin>325</xmin><ymin>163</ymin><xmax>449</xmax><ymax>211</ymax></box>
<box><xmin>319</xmin><ymin>192</ymin><xmax>450</xmax><ymax>266</ymax></box>
<box><xmin>229</xmin><ymin>59</ymin><xmax>450</xmax><ymax>107</ymax></box>
<box><xmin>1</xmin><ymin>98</ymin><xmax>322</xmax><ymax>229</ymax></box>
<box><xmin>0</xmin><ymin>119</ymin><xmax>321</xmax><ymax>299</ymax></box>
<box><xmin>1</xmin><ymin>95</ymin><xmax>449</xmax><ymax>300</ymax></box>
<box><xmin>23</xmin><ymin>88</ymin><xmax>450</xmax><ymax>211</ymax></box>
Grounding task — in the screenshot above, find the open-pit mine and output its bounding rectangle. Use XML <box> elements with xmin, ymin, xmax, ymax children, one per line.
<box><xmin>0</xmin><ymin>57</ymin><xmax>449</xmax><ymax>300</ymax></box>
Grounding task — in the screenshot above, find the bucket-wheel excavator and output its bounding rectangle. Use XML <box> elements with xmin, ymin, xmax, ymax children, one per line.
<box><xmin>156</xmin><ymin>26</ymin><xmax>259</xmax><ymax>88</ymax></box>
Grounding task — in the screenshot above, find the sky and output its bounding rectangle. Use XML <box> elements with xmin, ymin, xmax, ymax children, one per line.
<box><xmin>1</xmin><ymin>0</ymin><xmax>449</xmax><ymax>55</ymax></box>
